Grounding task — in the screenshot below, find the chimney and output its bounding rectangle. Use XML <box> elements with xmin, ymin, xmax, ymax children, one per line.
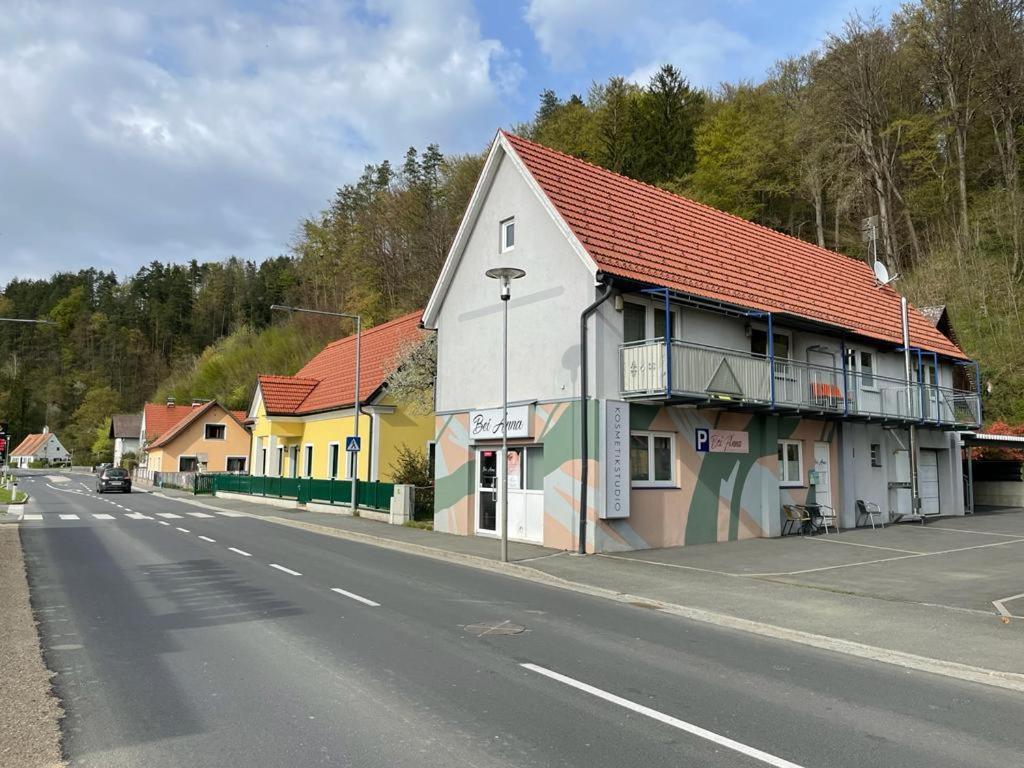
<box><xmin>167</xmin><ymin>397</ymin><xmax>175</xmax><ymax>407</ymax></box>
<box><xmin>42</xmin><ymin>425</ymin><xmax>49</xmax><ymax>434</ymax></box>
<box><xmin>192</xmin><ymin>399</ymin><xmax>205</xmax><ymax>407</ymax></box>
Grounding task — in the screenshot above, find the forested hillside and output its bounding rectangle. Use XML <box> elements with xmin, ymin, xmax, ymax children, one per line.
<box><xmin>3</xmin><ymin>0</ymin><xmax>1022</xmax><ymax>461</ymax></box>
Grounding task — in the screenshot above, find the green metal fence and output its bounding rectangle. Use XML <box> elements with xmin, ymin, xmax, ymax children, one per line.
<box><xmin>201</xmin><ymin>474</ymin><xmax>395</xmax><ymax>511</ymax></box>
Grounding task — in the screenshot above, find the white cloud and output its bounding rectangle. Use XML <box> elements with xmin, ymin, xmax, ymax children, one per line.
<box><xmin>0</xmin><ymin>0</ymin><xmax>520</xmax><ymax>283</ymax></box>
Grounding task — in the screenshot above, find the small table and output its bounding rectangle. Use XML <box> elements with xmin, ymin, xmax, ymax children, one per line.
<box><xmin>801</xmin><ymin>504</ymin><xmax>823</xmax><ymax>535</ymax></box>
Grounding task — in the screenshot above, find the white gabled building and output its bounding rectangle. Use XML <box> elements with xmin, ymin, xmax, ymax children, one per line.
<box><xmin>9</xmin><ymin>428</ymin><xmax>71</xmax><ymax>468</ymax></box>
<box><xmin>422</xmin><ymin>131</ymin><xmax>981</xmax><ymax>553</ymax></box>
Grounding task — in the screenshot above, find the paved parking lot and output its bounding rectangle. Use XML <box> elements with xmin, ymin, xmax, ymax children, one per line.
<box><xmin>604</xmin><ymin>507</ymin><xmax>1024</xmax><ymax>619</ymax></box>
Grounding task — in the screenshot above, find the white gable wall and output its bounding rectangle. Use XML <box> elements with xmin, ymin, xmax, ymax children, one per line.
<box><xmin>434</xmin><ymin>151</ymin><xmax>599</xmax><ymax>412</ymax></box>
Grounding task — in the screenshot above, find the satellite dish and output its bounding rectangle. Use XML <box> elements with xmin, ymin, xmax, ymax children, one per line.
<box><xmin>873</xmin><ymin>260</ymin><xmax>891</xmax><ymax>284</ymax></box>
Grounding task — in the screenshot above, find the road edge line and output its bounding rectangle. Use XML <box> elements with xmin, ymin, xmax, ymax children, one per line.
<box><xmin>255</xmin><ymin>513</ymin><xmax>1024</xmax><ymax>694</ymax></box>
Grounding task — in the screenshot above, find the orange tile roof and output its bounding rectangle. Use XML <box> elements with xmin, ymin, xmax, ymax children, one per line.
<box><xmin>143</xmin><ymin>402</ymin><xmax>206</xmax><ymax>441</ymax></box>
<box><xmin>502</xmin><ymin>132</ymin><xmax>966</xmax><ymax>359</ymax></box>
<box><xmin>258</xmin><ymin>310</ymin><xmax>425</xmax><ymax>415</ymax></box>
<box><xmin>146</xmin><ymin>401</ymin><xmax>248</xmax><ymax>449</ymax></box>
<box><xmin>11</xmin><ymin>433</ymin><xmax>48</xmax><ymax>456</ymax></box>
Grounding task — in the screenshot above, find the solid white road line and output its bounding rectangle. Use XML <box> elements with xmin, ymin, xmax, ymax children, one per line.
<box><xmin>175</xmin><ymin>527</ymin><xmax>190</xmax><ymax>533</ymax></box>
<box><xmin>158</xmin><ymin>521</ymin><xmax>171</xmax><ymax>526</ymax></box>
<box><xmin>59</xmin><ymin>514</ymin><xmax>79</xmax><ymax>521</ymax></box>
<box><xmin>186</xmin><ymin>512</ymin><xmax>214</xmax><ymax>518</ymax></box>
<box><xmin>269</xmin><ymin>563</ymin><xmax>302</xmax><ymax>576</ymax></box>
<box><xmin>198</xmin><ymin>535</ymin><xmax>216</xmax><ymax>543</ymax></box>
<box><xmin>521</xmin><ymin>663</ymin><xmax>806</xmax><ymax>768</ymax></box>
<box><xmin>155</xmin><ymin>513</ymin><xmax>182</xmax><ymax>519</ymax></box>
<box><xmin>92</xmin><ymin>514</ymin><xmax>115</xmax><ymax>520</ymax></box>
<box><xmin>228</xmin><ymin>547</ymin><xmax>252</xmax><ymax>557</ymax></box>
<box><xmin>330</xmin><ymin>587</ymin><xmax>380</xmax><ymax>607</ymax></box>
<box><xmin>993</xmin><ymin>592</ymin><xmax>1024</xmax><ymax>619</ymax></box>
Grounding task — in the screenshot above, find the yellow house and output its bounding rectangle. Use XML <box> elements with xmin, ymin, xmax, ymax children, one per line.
<box><xmin>248</xmin><ymin>310</ymin><xmax>433</xmax><ymax>483</ymax></box>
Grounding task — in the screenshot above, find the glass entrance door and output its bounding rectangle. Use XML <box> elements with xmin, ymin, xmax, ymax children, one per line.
<box><xmin>475</xmin><ymin>449</ymin><xmax>498</xmax><ymax>533</ymax></box>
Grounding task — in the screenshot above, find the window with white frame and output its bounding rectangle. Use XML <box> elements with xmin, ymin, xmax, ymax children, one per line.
<box><xmin>778</xmin><ymin>440</ymin><xmax>803</xmax><ymax>486</ymax></box>
<box><xmin>500</xmin><ymin>217</ymin><xmax>515</xmax><ymax>252</ymax></box>
<box><xmin>870</xmin><ymin>443</ymin><xmax>882</xmax><ymax>468</ymax></box>
<box><xmin>504</xmin><ymin>446</ymin><xmax>544</xmax><ymax>491</ymax></box>
<box><xmin>328</xmin><ymin>443</ymin><xmax>340</xmax><ymax>479</ymax></box>
<box><xmin>304</xmin><ymin>444</ymin><xmax>314</xmax><ymax>478</ymax></box>
<box><xmin>750</xmin><ymin>328</ymin><xmax>791</xmax><ymax>359</ymax></box>
<box><xmin>630</xmin><ymin>431</ymin><xmax>676</xmax><ymax>487</ymax></box>
<box><xmin>847</xmin><ymin>349</ymin><xmax>876</xmax><ymax>389</ymax></box>
<box><xmin>276</xmin><ymin>446</ymin><xmax>284</xmax><ymax>477</ymax></box>
<box><xmin>623</xmin><ymin>301</ymin><xmax>679</xmax><ymax>343</ymax></box>
<box><xmin>226</xmin><ymin>456</ymin><xmax>247</xmax><ymax>473</ymax></box>
<box><xmin>179</xmin><ymin>455</ymin><xmax>199</xmax><ymax>472</ymax></box>
<box><xmin>204</xmin><ymin>423</ymin><xmax>226</xmax><ymax>440</ymax></box>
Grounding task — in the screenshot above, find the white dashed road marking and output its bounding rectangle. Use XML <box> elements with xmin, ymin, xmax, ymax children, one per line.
<box><xmin>158</xmin><ymin>521</ymin><xmax>171</xmax><ymax>526</ymax></box>
<box><xmin>215</xmin><ymin>510</ymin><xmax>246</xmax><ymax>518</ymax></box>
<box><xmin>521</xmin><ymin>663</ymin><xmax>806</xmax><ymax>768</ymax></box>
<box><xmin>92</xmin><ymin>514</ymin><xmax>115</xmax><ymax>520</ymax></box>
<box><xmin>228</xmin><ymin>547</ymin><xmax>252</xmax><ymax>557</ymax></box>
<box><xmin>198</xmin><ymin>535</ymin><xmax>216</xmax><ymax>543</ymax></box>
<box><xmin>176</xmin><ymin>527</ymin><xmax>190</xmax><ymax>533</ymax></box>
<box><xmin>22</xmin><ymin>514</ymin><xmax>42</xmax><ymax>521</ymax></box>
<box><xmin>186</xmin><ymin>512</ymin><xmax>214</xmax><ymax>518</ymax></box>
<box><xmin>269</xmin><ymin>563</ymin><xmax>302</xmax><ymax>576</ymax></box>
<box><xmin>330</xmin><ymin>587</ymin><xmax>380</xmax><ymax>607</ymax></box>
<box><xmin>125</xmin><ymin>513</ymin><xmax>151</xmax><ymax>520</ymax></box>
<box><xmin>156</xmin><ymin>513</ymin><xmax>183</xmax><ymax>519</ymax></box>
<box><xmin>59</xmin><ymin>514</ymin><xmax>79</xmax><ymax>521</ymax></box>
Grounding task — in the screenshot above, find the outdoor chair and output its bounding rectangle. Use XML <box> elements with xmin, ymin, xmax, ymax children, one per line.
<box><xmin>856</xmin><ymin>499</ymin><xmax>884</xmax><ymax>530</ymax></box>
<box><xmin>816</xmin><ymin>504</ymin><xmax>838</xmax><ymax>534</ymax></box>
<box><xmin>782</xmin><ymin>504</ymin><xmax>810</xmax><ymax>536</ymax></box>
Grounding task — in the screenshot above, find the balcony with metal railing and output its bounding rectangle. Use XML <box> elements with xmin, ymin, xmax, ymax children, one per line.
<box><xmin>619</xmin><ymin>338</ymin><xmax>981</xmax><ymax>428</ymax></box>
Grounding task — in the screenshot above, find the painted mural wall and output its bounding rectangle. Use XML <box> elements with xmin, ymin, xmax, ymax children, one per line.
<box><xmin>433</xmin><ymin>398</ymin><xmax>838</xmax><ymax>553</ymax></box>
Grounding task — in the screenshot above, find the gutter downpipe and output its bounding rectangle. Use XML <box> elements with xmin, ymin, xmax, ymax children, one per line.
<box><xmin>579</xmin><ymin>275</ymin><xmax>614</xmax><ymax>556</ymax></box>
<box><xmin>840</xmin><ymin>339</ymin><xmax>849</xmax><ymax>417</ymax></box>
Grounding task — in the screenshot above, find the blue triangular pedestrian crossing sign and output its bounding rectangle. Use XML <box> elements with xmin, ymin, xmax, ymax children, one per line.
<box><xmin>346</xmin><ymin>436</ymin><xmax>361</xmax><ymax>452</ymax></box>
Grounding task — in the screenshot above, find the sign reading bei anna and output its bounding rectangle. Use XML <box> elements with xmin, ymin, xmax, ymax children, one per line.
<box><xmin>469</xmin><ymin>405</ymin><xmax>532</xmax><ymax>440</ymax></box>
<box><xmin>695</xmin><ymin>428</ymin><xmax>749</xmax><ymax>454</ymax></box>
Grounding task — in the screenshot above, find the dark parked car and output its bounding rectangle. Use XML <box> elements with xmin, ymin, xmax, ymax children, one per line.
<box><xmin>97</xmin><ymin>467</ymin><xmax>131</xmax><ymax>494</ymax></box>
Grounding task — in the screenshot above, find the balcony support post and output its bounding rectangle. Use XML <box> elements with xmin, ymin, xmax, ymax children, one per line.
<box><xmin>662</xmin><ymin>288</ymin><xmax>672</xmax><ymax>399</ymax></box>
<box><xmin>840</xmin><ymin>339</ymin><xmax>849</xmax><ymax>417</ymax></box>
<box><xmin>767</xmin><ymin>313</ymin><xmax>776</xmax><ymax>409</ymax></box>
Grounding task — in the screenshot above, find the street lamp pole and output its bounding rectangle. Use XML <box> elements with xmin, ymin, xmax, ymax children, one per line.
<box><xmin>271</xmin><ymin>305</ymin><xmax>362</xmax><ymax>513</ymax></box>
<box><xmin>0</xmin><ymin>318</ymin><xmax>56</xmax><ymax>325</ymax></box>
<box><xmin>485</xmin><ymin>267</ymin><xmax>525</xmax><ymax>563</ymax></box>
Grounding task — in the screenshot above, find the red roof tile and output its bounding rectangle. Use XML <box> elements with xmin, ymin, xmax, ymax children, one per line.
<box><xmin>143</xmin><ymin>402</ymin><xmax>207</xmax><ymax>441</ymax></box>
<box><xmin>146</xmin><ymin>401</ymin><xmax>248</xmax><ymax>449</ymax></box>
<box><xmin>502</xmin><ymin>132</ymin><xmax>965</xmax><ymax>359</ymax></box>
<box><xmin>259</xmin><ymin>310</ymin><xmax>425</xmax><ymax>415</ymax></box>
<box><xmin>11</xmin><ymin>433</ymin><xmax>49</xmax><ymax>457</ymax></box>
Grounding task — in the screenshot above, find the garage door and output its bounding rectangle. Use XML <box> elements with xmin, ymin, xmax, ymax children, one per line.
<box><xmin>919</xmin><ymin>450</ymin><xmax>940</xmax><ymax>516</ymax></box>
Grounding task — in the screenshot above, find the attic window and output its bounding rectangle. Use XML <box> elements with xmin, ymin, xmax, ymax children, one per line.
<box><xmin>205</xmin><ymin>424</ymin><xmax>226</xmax><ymax>440</ymax></box>
<box><xmin>500</xmin><ymin>217</ymin><xmax>515</xmax><ymax>252</ymax></box>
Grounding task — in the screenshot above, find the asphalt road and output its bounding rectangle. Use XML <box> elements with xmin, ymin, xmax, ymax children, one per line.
<box><xmin>17</xmin><ymin>470</ymin><xmax>1024</xmax><ymax>767</ymax></box>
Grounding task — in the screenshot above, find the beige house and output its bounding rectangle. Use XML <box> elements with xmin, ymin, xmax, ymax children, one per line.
<box><xmin>143</xmin><ymin>400</ymin><xmax>250</xmax><ymax>474</ymax></box>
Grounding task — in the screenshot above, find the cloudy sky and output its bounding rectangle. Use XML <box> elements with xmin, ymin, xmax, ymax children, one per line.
<box><xmin>0</xmin><ymin>0</ymin><xmax>898</xmax><ymax>285</ymax></box>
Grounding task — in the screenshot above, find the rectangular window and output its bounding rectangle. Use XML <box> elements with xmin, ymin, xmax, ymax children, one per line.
<box><xmin>751</xmin><ymin>329</ymin><xmax>791</xmax><ymax>359</ymax></box>
<box><xmin>860</xmin><ymin>351</ymin><xmax>875</xmax><ymax>388</ymax></box>
<box><xmin>276</xmin><ymin>446</ymin><xmax>284</xmax><ymax>477</ymax></box>
<box><xmin>623</xmin><ymin>303</ymin><xmax>647</xmax><ymax>343</ymax></box>
<box><xmin>778</xmin><ymin>440</ymin><xmax>803</xmax><ymax>486</ymax></box>
<box><xmin>870</xmin><ymin>443</ymin><xmax>882</xmax><ymax>468</ymax></box>
<box><xmin>524</xmin><ymin>446</ymin><xmax>544</xmax><ymax>491</ymax></box>
<box><xmin>304</xmin><ymin>445</ymin><xmax>314</xmax><ymax>478</ymax></box>
<box><xmin>329</xmin><ymin>443</ymin><xmax>340</xmax><ymax>479</ymax></box>
<box><xmin>630</xmin><ymin>431</ymin><xmax>676</xmax><ymax>487</ymax></box>
<box><xmin>652</xmin><ymin>308</ymin><xmax>678</xmax><ymax>341</ymax></box>
<box><xmin>204</xmin><ymin>424</ymin><xmax>226</xmax><ymax>440</ymax></box>
<box><xmin>226</xmin><ymin>456</ymin><xmax>246</xmax><ymax>473</ymax></box>
<box><xmin>500</xmin><ymin>217</ymin><xmax>515</xmax><ymax>252</ymax></box>
<box><xmin>426</xmin><ymin>441</ymin><xmax>436</xmax><ymax>480</ymax></box>
<box><xmin>179</xmin><ymin>456</ymin><xmax>199</xmax><ymax>472</ymax></box>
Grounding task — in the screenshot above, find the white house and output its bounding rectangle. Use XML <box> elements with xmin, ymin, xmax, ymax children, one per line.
<box><xmin>108</xmin><ymin>413</ymin><xmax>142</xmax><ymax>467</ymax></box>
<box><xmin>10</xmin><ymin>428</ymin><xmax>71</xmax><ymax>468</ymax></box>
<box><xmin>421</xmin><ymin>131</ymin><xmax>981</xmax><ymax>553</ymax></box>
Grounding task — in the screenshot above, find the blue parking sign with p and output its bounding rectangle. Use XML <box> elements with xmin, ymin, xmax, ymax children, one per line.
<box><xmin>695</xmin><ymin>428</ymin><xmax>710</xmax><ymax>453</ymax></box>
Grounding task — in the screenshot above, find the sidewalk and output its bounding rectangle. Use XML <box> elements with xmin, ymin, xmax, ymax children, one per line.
<box><xmin>147</xmin><ymin>485</ymin><xmax>1024</xmax><ymax>691</ymax></box>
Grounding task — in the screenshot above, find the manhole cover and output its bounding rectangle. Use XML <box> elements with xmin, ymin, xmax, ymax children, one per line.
<box><xmin>464</xmin><ymin>620</ymin><xmax>526</xmax><ymax>637</ymax></box>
